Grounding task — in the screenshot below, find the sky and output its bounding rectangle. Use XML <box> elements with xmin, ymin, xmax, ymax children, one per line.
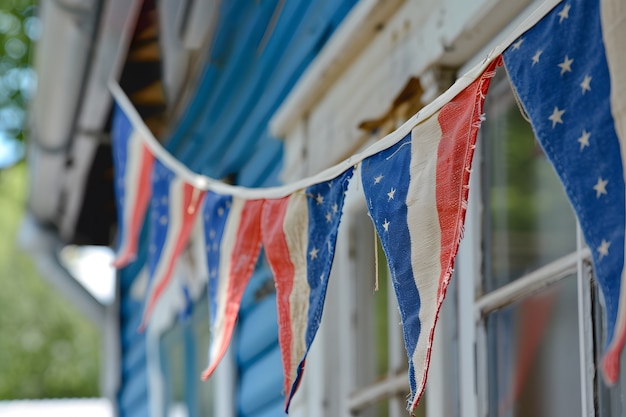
<box><xmin>0</xmin><ymin>131</ymin><xmax>24</xmax><ymax>168</ymax></box>
<box><xmin>60</xmin><ymin>245</ymin><xmax>117</xmax><ymax>305</ymax></box>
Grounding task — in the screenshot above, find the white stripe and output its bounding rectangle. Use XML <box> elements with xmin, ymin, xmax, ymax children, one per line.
<box><xmin>106</xmin><ymin>0</ymin><xmax>562</xmax><ymax>200</ymax></box>
<box><xmin>407</xmin><ymin>114</ymin><xmax>443</xmax><ymax>394</ymax></box>
<box><xmin>209</xmin><ymin>197</ymin><xmax>245</xmax><ymax>362</ymax></box>
<box><xmin>601</xmin><ymin>0</ymin><xmax>626</xmax><ymax>353</ymax></box>
<box><xmin>117</xmin><ymin>130</ymin><xmax>145</xmax><ymax>256</ymax></box>
<box><xmin>145</xmin><ymin>177</ymin><xmax>185</xmax><ymax>309</ymax></box>
<box><xmin>284</xmin><ymin>192</ymin><xmax>311</xmax><ymax>383</ymax></box>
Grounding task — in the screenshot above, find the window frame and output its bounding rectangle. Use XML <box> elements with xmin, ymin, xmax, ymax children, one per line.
<box><xmin>452</xmin><ymin>73</ymin><xmax>598</xmax><ymax>417</ymax></box>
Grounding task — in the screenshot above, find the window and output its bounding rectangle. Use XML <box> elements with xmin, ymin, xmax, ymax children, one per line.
<box><xmin>446</xmin><ymin>71</ymin><xmax>626</xmax><ymax>417</ymax></box>
<box><xmin>161</xmin><ymin>295</ymin><xmax>215</xmax><ymax>417</ymax></box>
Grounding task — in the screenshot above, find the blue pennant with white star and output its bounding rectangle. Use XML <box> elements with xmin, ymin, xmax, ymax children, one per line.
<box><xmin>503</xmin><ymin>0</ymin><xmax>626</xmax><ymax>383</ymax></box>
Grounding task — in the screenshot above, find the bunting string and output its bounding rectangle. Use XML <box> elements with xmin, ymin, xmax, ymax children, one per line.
<box><xmin>107</xmin><ymin>0</ymin><xmax>560</xmax><ymax>201</ymax></box>
<box><xmin>105</xmin><ymin>0</ymin><xmax>626</xmax><ymax>414</ymax></box>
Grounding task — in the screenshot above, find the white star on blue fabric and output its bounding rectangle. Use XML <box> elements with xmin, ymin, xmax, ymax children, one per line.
<box><xmin>374</xmin><ymin>174</ymin><xmax>384</xmax><ymax>184</ymax></box>
<box><xmin>594</xmin><ymin>177</ymin><xmax>608</xmax><ymax>198</ymax></box>
<box><xmin>558</xmin><ymin>56</ymin><xmax>574</xmax><ymax>75</ymax></box>
<box><xmin>382</xmin><ymin>219</ymin><xmax>390</xmax><ymax>232</ymax></box>
<box><xmin>532</xmin><ymin>50</ymin><xmax>543</xmax><ymax>66</ymax></box>
<box><xmin>580</xmin><ymin>75</ymin><xmax>592</xmax><ymax>94</ymax></box>
<box><xmin>598</xmin><ymin>239</ymin><xmax>610</xmax><ymax>259</ymax></box>
<box><xmin>316</xmin><ymin>193</ymin><xmax>324</xmax><ymax>205</ymax></box>
<box><xmin>558</xmin><ymin>4</ymin><xmax>571</xmax><ymax>23</ymax></box>
<box><xmin>512</xmin><ymin>38</ymin><xmax>524</xmax><ymax>50</ymax></box>
<box><xmin>387</xmin><ymin>188</ymin><xmax>396</xmax><ymax>201</ymax></box>
<box><xmin>309</xmin><ymin>247</ymin><xmax>319</xmax><ymax>260</ymax></box>
<box><xmin>549</xmin><ymin>106</ymin><xmax>565</xmax><ymax>127</ymax></box>
<box><xmin>578</xmin><ymin>129</ymin><xmax>591</xmax><ymax>150</ymax></box>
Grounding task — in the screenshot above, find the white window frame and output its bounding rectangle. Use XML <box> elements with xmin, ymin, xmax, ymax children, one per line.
<box><xmin>451</xmin><ymin>82</ymin><xmax>598</xmax><ymax>417</ymax></box>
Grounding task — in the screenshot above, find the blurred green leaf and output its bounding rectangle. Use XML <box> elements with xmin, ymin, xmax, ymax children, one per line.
<box><xmin>0</xmin><ymin>165</ymin><xmax>100</xmax><ymax>399</ymax></box>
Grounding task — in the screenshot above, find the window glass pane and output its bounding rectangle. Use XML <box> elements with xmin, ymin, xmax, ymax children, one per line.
<box><xmin>486</xmin><ymin>275</ymin><xmax>581</xmax><ymax>417</ymax></box>
<box><xmin>483</xmin><ymin>75</ymin><xmax>576</xmax><ymax>292</ymax></box>
<box><xmin>353</xmin><ymin>239</ymin><xmax>391</xmax><ymax>389</ymax></box>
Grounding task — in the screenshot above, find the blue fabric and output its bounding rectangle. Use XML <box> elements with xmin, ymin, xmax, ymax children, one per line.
<box><xmin>361</xmin><ymin>133</ymin><xmax>421</xmax><ymax>396</ymax></box>
<box><xmin>304</xmin><ymin>168</ymin><xmax>355</xmax><ymax>342</ymax></box>
<box><xmin>147</xmin><ymin>161</ymin><xmax>176</xmax><ymax>280</ymax></box>
<box><xmin>504</xmin><ymin>0</ymin><xmax>625</xmax><ymax>347</ymax></box>
<box><xmin>202</xmin><ymin>192</ymin><xmax>233</xmax><ymax>327</ymax></box>
<box><xmin>111</xmin><ymin>105</ymin><xmax>133</xmax><ymax>250</ymax></box>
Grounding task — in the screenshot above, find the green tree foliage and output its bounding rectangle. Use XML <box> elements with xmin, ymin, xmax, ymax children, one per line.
<box><xmin>0</xmin><ymin>163</ymin><xmax>101</xmax><ymax>399</ymax></box>
<box><xmin>0</xmin><ymin>0</ymin><xmax>36</xmax><ymax>144</ymax></box>
<box><xmin>0</xmin><ymin>1</ymin><xmax>101</xmax><ymax>399</ymax></box>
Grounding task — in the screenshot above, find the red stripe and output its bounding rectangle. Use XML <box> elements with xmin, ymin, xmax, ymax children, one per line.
<box><xmin>436</xmin><ymin>57</ymin><xmax>500</xmax><ymax>297</ymax></box>
<box><xmin>141</xmin><ymin>183</ymin><xmax>205</xmax><ymax>327</ymax></box>
<box><xmin>113</xmin><ymin>143</ymin><xmax>155</xmax><ymax>268</ymax></box>
<box><xmin>261</xmin><ymin>197</ymin><xmax>295</xmax><ymax>407</ymax></box>
<box><xmin>202</xmin><ymin>199</ymin><xmax>264</xmax><ymax>379</ymax></box>
<box><xmin>410</xmin><ymin>57</ymin><xmax>501</xmax><ymax>412</ymax></box>
<box><xmin>603</xmin><ymin>315</ymin><xmax>626</xmax><ymax>383</ymax></box>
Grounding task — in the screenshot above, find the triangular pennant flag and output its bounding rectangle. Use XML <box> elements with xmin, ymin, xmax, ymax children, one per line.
<box><xmin>200</xmin><ymin>193</ymin><xmax>264</xmax><ymax>380</ymax></box>
<box><xmin>111</xmin><ymin>103</ymin><xmax>155</xmax><ymax>268</ymax></box>
<box><xmin>503</xmin><ymin>0</ymin><xmax>626</xmax><ymax>384</ymax></box>
<box><xmin>360</xmin><ymin>58</ymin><xmax>499</xmax><ymax>412</ymax></box>
<box><xmin>261</xmin><ymin>168</ymin><xmax>354</xmax><ymax>412</ymax></box>
<box><xmin>141</xmin><ymin>160</ymin><xmax>206</xmax><ymax>329</ymax></box>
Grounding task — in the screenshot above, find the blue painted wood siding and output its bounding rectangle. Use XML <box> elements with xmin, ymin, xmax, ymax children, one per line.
<box><xmin>117</xmin><ymin>0</ymin><xmax>358</xmax><ymax>416</ymax></box>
